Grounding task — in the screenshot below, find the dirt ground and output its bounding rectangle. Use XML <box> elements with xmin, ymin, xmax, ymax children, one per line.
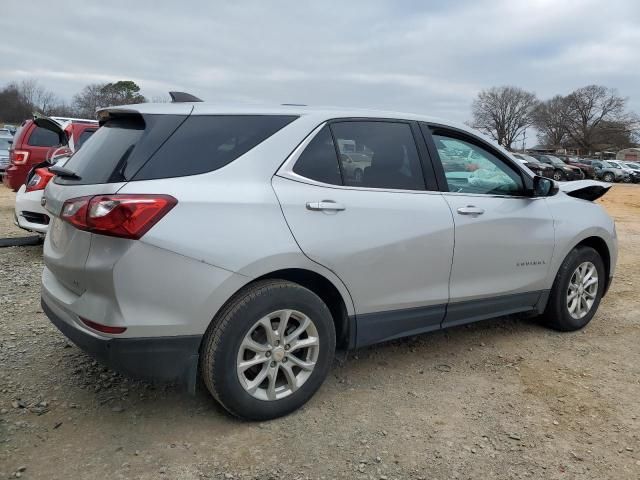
<box><xmin>0</xmin><ymin>184</ymin><xmax>639</xmax><ymax>480</ymax></box>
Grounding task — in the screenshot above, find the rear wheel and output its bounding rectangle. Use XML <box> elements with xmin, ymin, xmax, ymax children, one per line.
<box><xmin>540</xmin><ymin>246</ymin><xmax>605</xmax><ymax>331</ymax></box>
<box><xmin>200</xmin><ymin>279</ymin><xmax>336</xmax><ymax>420</ymax></box>
<box><xmin>602</xmin><ymin>172</ymin><xmax>615</xmax><ymax>182</ymax></box>
<box><xmin>553</xmin><ymin>170</ymin><xmax>565</xmax><ymax>181</ymax></box>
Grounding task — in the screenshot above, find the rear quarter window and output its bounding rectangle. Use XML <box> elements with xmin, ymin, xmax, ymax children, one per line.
<box><xmin>133</xmin><ymin>115</ymin><xmax>297</xmax><ymax>180</ymax></box>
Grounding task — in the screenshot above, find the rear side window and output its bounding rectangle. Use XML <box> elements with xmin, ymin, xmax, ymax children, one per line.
<box><xmin>27</xmin><ymin>126</ymin><xmax>61</xmax><ymax>147</ymax></box>
<box><xmin>331</xmin><ymin>121</ymin><xmax>425</xmax><ymax>190</ymax></box>
<box><xmin>58</xmin><ymin>114</ymin><xmax>296</xmax><ymax>185</ymax></box>
<box><xmin>292</xmin><ymin>121</ymin><xmax>426</xmax><ymax>190</ymax></box>
<box><xmin>292</xmin><ymin>126</ymin><xmax>341</xmax><ymax>185</ymax></box>
<box><xmin>134</xmin><ymin>115</ymin><xmax>297</xmax><ymax>180</ymax></box>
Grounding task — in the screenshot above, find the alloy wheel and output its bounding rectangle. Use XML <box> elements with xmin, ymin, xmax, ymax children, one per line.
<box><xmin>236</xmin><ymin>309</ymin><xmax>320</xmax><ymax>401</ymax></box>
<box><xmin>553</xmin><ymin>171</ymin><xmax>563</xmax><ymax>181</ymax></box>
<box><xmin>566</xmin><ymin>261</ymin><xmax>598</xmax><ymax>320</ymax></box>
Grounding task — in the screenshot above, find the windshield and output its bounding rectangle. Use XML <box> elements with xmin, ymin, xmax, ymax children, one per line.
<box><xmin>602</xmin><ymin>161</ymin><xmax>616</xmax><ymax>168</ymax></box>
<box><xmin>626</xmin><ymin>162</ymin><xmax>640</xmax><ymax>170</ymax></box>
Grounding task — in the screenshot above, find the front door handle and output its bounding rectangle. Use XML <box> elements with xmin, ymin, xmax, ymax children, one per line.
<box><xmin>457</xmin><ymin>205</ymin><xmax>485</xmax><ymax>216</ymax></box>
<box><xmin>306</xmin><ymin>200</ymin><xmax>346</xmax><ymax>211</ymax></box>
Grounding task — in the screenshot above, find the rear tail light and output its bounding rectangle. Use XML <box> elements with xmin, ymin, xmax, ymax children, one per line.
<box><xmin>25</xmin><ymin>167</ymin><xmax>55</xmax><ymax>192</ymax></box>
<box><xmin>80</xmin><ymin>317</ymin><xmax>127</xmax><ymax>334</ymax></box>
<box><xmin>60</xmin><ymin>194</ymin><xmax>177</xmax><ymax>239</ymax></box>
<box><xmin>11</xmin><ymin>150</ymin><xmax>29</xmax><ymax>165</ymax></box>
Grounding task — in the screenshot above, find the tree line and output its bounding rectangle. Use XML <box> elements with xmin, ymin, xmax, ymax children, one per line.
<box><xmin>470</xmin><ymin>85</ymin><xmax>639</xmax><ymax>154</ymax></box>
<box><xmin>0</xmin><ymin>79</ymin><xmax>148</xmax><ymax>123</ymax></box>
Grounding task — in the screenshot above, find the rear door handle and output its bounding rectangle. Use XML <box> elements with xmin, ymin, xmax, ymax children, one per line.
<box><xmin>306</xmin><ymin>201</ymin><xmax>346</xmax><ymax>211</ymax></box>
<box><xmin>457</xmin><ymin>205</ymin><xmax>485</xmax><ymax>216</ymax></box>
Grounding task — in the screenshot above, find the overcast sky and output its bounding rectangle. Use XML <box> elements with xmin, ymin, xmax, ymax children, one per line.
<box><xmin>1</xmin><ymin>0</ymin><xmax>639</xmax><ymax>132</ymax></box>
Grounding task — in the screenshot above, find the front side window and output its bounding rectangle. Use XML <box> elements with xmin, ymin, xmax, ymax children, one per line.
<box><xmin>331</xmin><ymin>121</ymin><xmax>425</xmax><ymax>190</ymax></box>
<box><xmin>432</xmin><ymin>133</ymin><xmax>523</xmax><ymax>195</ymax></box>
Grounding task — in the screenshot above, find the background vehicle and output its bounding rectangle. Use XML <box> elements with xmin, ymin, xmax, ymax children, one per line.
<box><xmin>0</xmin><ymin>134</ymin><xmax>11</xmax><ymax>177</ymax></box>
<box><xmin>339</xmin><ymin>152</ymin><xmax>371</xmax><ymax>183</ymax></box>
<box><xmin>511</xmin><ymin>153</ymin><xmax>554</xmax><ymax>178</ymax></box>
<box><xmin>531</xmin><ymin>154</ymin><xmax>583</xmax><ymax>181</ymax></box>
<box><xmin>592</xmin><ymin>160</ymin><xmax>629</xmax><ymax>183</ymax></box>
<box><xmin>13</xmin><ymin>117</ymin><xmax>97</xmax><ymax>234</ymax></box>
<box><xmin>3</xmin><ymin>117</ymin><xmax>98</xmax><ymax>191</ymax></box>
<box><xmin>41</xmin><ymin>103</ymin><xmax>617</xmax><ymax>421</ymax></box>
<box><xmin>607</xmin><ymin>160</ymin><xmax>639</xmax><ymax>183</ymax></box>
<box><xmin>564</xmin><ymin>157</ymin><xmax>596</xmax><ymax>179</ymax></box>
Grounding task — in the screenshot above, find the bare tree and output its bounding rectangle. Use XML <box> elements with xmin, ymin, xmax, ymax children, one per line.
<box><xmin>16</xmin><ymin>79</ymin><xmax>59</xmax><ymax>114</ymax></box>
<box><xmin>532</xmin><ymin>95</ymin><xmax>569</xmax><ymax>147</ymax></box>
<box><xmin>562</xmin><ymin>85</ymin><xmax>631</xmax><ymax>154</ymax></box>
<box><xmin>470</xmin><ymin>86</ymin><xmax>538</xmax><ymax>149</ymax></box>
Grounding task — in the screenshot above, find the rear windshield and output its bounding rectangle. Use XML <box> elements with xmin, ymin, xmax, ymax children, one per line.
<box><xmin>57</xmin><ymin>114</ymin><xmax>297</xmax><ymax>185</ymax></box>
<box><xmin>0</xmin><ymin>137</ymin><xmax>11</xmax><ymax>150</ymax></box>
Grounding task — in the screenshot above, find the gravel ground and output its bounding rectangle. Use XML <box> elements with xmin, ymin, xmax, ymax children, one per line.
<box><xmin>1</xmin><ymin>184</ymin><xmax>639</xmax><ymax>479</ymax></box>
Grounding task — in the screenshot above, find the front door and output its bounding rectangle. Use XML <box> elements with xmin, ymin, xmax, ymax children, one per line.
<box><xmin>425</xmin><ymin>127</ymin><xmax>555</xmax><ymax>327</ymax></box>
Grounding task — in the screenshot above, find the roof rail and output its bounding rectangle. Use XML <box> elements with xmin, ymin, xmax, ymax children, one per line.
<box><xmin>169</xmin><ymin>91</ymin><xmax>203</xmax><ymax>103</ymax></box>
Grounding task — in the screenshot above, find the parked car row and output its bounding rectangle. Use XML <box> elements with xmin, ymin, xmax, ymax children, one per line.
<box><xmin>510</xmin><ymin>152</ymin><xmax>640</xmax><ymax>183</ymax></box>
<box><xmin>5</xmin><ymin>115</ymin><xmax>99</xmax><ymax>234</ymax></box>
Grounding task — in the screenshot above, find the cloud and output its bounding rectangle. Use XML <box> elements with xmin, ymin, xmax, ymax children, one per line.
<box><xmin>0</xmin><ymin>0</ymin><xmax>638</xmax><ymax>122</ymax></box>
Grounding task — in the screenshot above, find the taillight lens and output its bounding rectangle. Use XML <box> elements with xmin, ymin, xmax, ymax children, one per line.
<box><xmin>60</xmin><ymin>194</ymin><xmax>177</xmax><ymax>239</ymax></box>
<box><xmin>11</xmin><ymin>150</ymin><xmax>29</xmax><ymax>165</ymax></box>
<box><xmin>25</xmin><ymin>168</ymin><xmax>55</xmax><ymax>192</ymax></box>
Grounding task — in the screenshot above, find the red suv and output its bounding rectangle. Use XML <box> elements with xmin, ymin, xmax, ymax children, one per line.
<box><xmin>3</xmin><ymin>118</ymin><xmax>98</xmax><ymax>191</ymax></box>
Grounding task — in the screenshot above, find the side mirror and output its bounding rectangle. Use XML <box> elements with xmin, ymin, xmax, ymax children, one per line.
<box><xmin>533</xmin><ymin>176</ymin><xmax>557</xmax><ymax>197</ymax></box>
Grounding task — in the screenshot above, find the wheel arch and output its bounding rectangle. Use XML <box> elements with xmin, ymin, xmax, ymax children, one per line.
<box><xmin>253</xmin><ymin>268</ymin><xmax>354</xmax><ymax>350</ymax></box>
<box><xmin>573</xmin><ymin>236</ymin><xmax>612</xmax><ymax>295</ymax></box>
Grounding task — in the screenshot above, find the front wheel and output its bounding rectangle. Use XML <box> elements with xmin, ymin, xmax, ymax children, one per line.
<box><xmin>200</xmin><ymin>279</ymin><xmax>336</xmax><ymax>420</ymax></box>
<box><xmin>553</xmin><ymin>170</ymin><xmax>565</xmax><ymax>181</ymax></box>
<box><xmin>602</xmin><ymin>172</ymin><xmax>615</xmax><ymax>182</ymax></box>
<box><xmin>540</xmin><ymin>246</ymin><xmax>605</xmax><ymax>332</ymax></box>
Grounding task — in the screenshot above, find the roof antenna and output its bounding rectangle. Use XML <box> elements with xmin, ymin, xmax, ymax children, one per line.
<box><xmin>169</xmin><ymin>91</ymin><xmax>204</xmax><ymax>103</ymax></box>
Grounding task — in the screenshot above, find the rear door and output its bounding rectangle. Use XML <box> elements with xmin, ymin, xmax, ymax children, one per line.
<box><xmin>422</xmin><ymin>125</ymin><xmax>555</xmax><ymax>327</ymax></box>
<box><xmin>273</xmin><ymin>119</ymin><xmax>455</xmax><ymax>347</ymax></box>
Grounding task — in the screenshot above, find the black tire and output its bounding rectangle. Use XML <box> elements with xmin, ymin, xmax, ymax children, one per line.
<box><xmin>540</xmin><ymin>246</ymin><xmax>605</xmax><ymax>332</ymax></box>
<box><xmin>602</xmin><ymin>172</ymin><xmax>614</xmax><ymax>183</ymax></box>
<box><xmin>200</xmin><ymin>279</ymin><xmax>336</xmax><ymax>420</ymax></box>
<box><xmin>553</xmin><ymin>170</ymin><xmax>565</xmax><ymax>181</ymax></box>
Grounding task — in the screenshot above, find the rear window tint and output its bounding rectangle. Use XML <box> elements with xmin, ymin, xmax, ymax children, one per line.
<box><xmin>27</xmin><ymin>126</ymin><xmax>61</xmax><ymax>147</ymax></box>
<box><xmin>57</xmin><ymin>114</ymin><xmax>296</xmax><ymax>185</ymax></box>
<box><xmin>133</xmin><ymin>115</ymin><xmax>297</xmax><ymax>180</ymax></box>
<box><xmin>292</xmin><ymin>125</ymin><xmax>341</xmax><ymax>185</ymax></box>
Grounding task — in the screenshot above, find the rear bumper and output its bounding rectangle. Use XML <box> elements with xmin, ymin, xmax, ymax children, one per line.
<box><xmin>41</xmin><ymin>294</ymin><xmax>201</xmax><ymax>391</ymax></box>
<box><xmin>15</xmin><ymin>185</ymin><xmax>50</xmax><ymax>234</ymax></box>
<box><xmin>2</xmin><ymin>164</ymin><xmax>29</xmax><ymax>191</ymax></box>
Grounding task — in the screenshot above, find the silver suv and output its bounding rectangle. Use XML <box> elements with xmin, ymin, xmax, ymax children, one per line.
<box><xmin>41</xmin><ymin>103</ymin><xmax>617</xmax><ymax>420</ymax></box>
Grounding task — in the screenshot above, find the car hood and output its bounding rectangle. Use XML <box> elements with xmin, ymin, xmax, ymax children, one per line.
<box><xmin>558</xmin><ymin>180</ymin><xmax>611</xmax><ymax>201</ymax></box>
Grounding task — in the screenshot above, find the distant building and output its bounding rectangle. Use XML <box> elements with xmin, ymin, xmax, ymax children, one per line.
<box><xmin>616</xmin><ymin>148</ymin><xmax>640</xmax><ymax>161</ymax></box>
